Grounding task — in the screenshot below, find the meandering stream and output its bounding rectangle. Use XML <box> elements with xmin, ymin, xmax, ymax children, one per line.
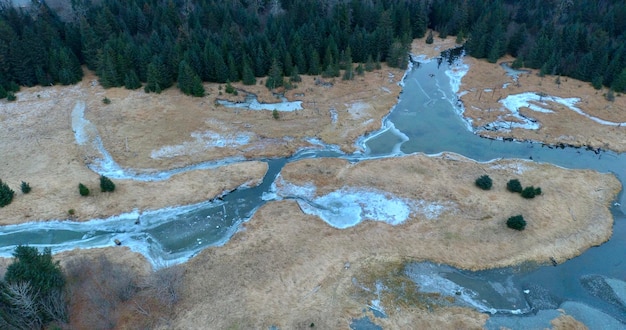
<box><xmin>1</xmin><ymin>49</ymin><xmax>625</xmax><ymax>328</ymax></box>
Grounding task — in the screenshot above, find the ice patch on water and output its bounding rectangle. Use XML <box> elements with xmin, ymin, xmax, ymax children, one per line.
<box><xmin>446</xmin><ymin>60</ymin><xmax>470</xmax><ymax>94</ymax></box>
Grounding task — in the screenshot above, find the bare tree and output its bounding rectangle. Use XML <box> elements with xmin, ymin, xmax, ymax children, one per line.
<box><xmin>3</xmin><ymin>281</ymin><xmax>42</xmax><ymax>330</ymax></box>
<box><xmin>141</xmin><ymin>265</ymin><xmax>184</xmax><ymax>308</ymax></box>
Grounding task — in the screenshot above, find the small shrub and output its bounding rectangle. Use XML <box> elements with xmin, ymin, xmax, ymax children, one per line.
<box><xmin>534</xmin><ymin>187</ymin><xmax>542</xmax><ymax>196</ymax></box>
<box><xmin>425</xmin><ymin>30</ymin><xmax>434</xmax><ymax>44</ymax></box>
<box><xmin>225</xmin><ymin>82</ymin><xmax>235</xmax><ymax>94</ymax></box>
<box><xmin>78</xmin><ymin>183</ymin><xmax>90</xmax><ymax>196</ymax></box>
<box><xmin>100</xmin><ymin>175</ymin><xmax>115</xmax><ymax>192</ymax></box>
<box><xmin>102</xmin><ymin>97</ymin><xmax>111</xmax><ymax>104</ymax></box>
<box><xmin>475</xmin><ymin>175</ymin><xmax>493</xmax><ymax>190</ymax></box>
<box><xmin>21</xmin><ymin>181</ymin><xmax>31</xmax><ymax>194</ymax></box>
<box><xmin>506</xmin><ymin>179</ymin><xmax>523</xmax><ymax>193</ymax></box>
<box><xmin>272</xmin><ymin>109</ymin><xmax>280</xmax><ymax>120</ymax></box>
<box><xmin>7</xmin><ymin>91</ymin><xmax>16</xmax><ymax>101</ymax></box>
<box><xmin>68</xmin><ymin>209</ymin><xmax>75</xmax><ymax>216</ymax></box>
<box><xmin>507</xmin><ymin>215</ymin><xmax>526</xmax><ymax>231</ymax></box>
<box><xmin>0</xmin><ymin>179</ymin><xmax>15</xmax><ymax>207</ymax></box>
<box><xmin>521</xmin><ymin>186</ymin><xmax>539</xmax><ymax>199</ymax></box>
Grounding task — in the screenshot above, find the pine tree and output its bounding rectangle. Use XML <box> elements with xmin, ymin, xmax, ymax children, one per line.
<box><xmin>124</xmin><ymin>70</ymin><xmax>142</xmax><ymax>90</ymax></box>
<box><xmin>0</xmin><ymin>179</ymin><xmax>14</xmax><ymax>207</ymax></box>
<box><xmin>308</xmin><ymin>48</ymin><xmax>321</xmax><ymax>75</ymax></box>
<box><xmin>100</xmin><ymin>175</ymin><xmax>115</xmax><ymax>192</ymax></box>
<box><xmin>242</xmin><ymin>57</ymin><xmax>256</xmax><ymax>85</ymax></box>
<box><xmin>265</xmin><ymin>57</ymin><xmax>283</xmax><ymax>90</ymax></box>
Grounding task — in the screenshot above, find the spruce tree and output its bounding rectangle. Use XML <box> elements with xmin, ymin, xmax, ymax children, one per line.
<box><xmin>265</xmin><ymin>57</ymin><xmax>283</xmax><ymax>90</ymax></box>
<box><xmin>242</xmin><ymin>58</ymin><xmax>256</xmax><ymax>85</ymax></box>
<box><xmin>100</xmin><ymin>175</ymin><xmax>116</xmax><ymax>192</ymax></box>
<box><xmin>124</xmin><ymin>70</ymin><xmax>142</xmax><ymax>90</ymax></box>
<box><xmin>0</xmin><ymin>179</ymin><xmax>14</xmax><ymax>207</ymax></box>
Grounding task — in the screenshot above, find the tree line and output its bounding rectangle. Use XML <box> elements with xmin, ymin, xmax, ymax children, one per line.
<box><xmin>0</xmin><ymin>0</ymin><xmax>625</xmax><ymax>98</ymax></box>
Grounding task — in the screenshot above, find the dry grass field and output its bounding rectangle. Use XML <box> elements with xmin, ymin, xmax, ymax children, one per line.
<box><xmin>0</xmin><ymin>33</ymin><xmax>621</xmax><ymax>329</ymax></box>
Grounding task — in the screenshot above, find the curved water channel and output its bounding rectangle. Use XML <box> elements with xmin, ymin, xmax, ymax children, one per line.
<box><xmin>1</xmin><ymin>49</ymin><xmax>625</xmax><ymax>328</ymax></box>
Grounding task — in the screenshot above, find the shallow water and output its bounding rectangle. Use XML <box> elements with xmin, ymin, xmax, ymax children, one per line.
<box><xmin>2</xmin><ymin>50</ymin><xmax>626</xmax><ymax>327</ymax></box>
<box><xmin>362</xmin><ymin>54</ymin><xmax>626</xmax><ymax>327</ymax></box>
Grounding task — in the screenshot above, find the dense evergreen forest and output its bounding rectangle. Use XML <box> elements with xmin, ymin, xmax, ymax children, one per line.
<box><xmin>1</xmin><ymin>0</ymin><xmax>625</xmax><ymax>99</ymax></box>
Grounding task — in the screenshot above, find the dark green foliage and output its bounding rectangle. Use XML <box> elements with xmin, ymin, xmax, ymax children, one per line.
<box><xmin>0</xmin><ymin>0</ymin><xmax>624</xmax><ymax>93</ymax></box>
<box><xmin>100</xmin><ymin>175</ymin><xmax>115</xmax><ymax>192</ymax></box>
<box><xmin>507</xmin><ymin>215</ymin><xmax>526</xmax><ymax>231</ymax></box>
<box><xmin>606</xmin><ymin>89</ymin><xmax>615</xmax><ymax>102</ymax></box>
<box><xmin>290</xmin><ymin>66</ymin><xmax>302</xmax><ymax>83</ymax></box>
<box><xmin>521</xmin><ymin>186</ymin><xmax>540</xmax><ymax>199</ymax></box>
<box><xmin>242</xmin><ymin>59</ymin><xmax>257</xmax><ymax>85</ymax></box>
<box><xmin>102</xmin><ymin>97</ymin><xmax>111</xmax><ymax>104</ymax></box>
<box><xmin>506</xmin><ymin>179</ymin><xmax>523</xmax><ymax>193</ymax></box>
<box><xmin>272</xmin><ymin>109</ymin><xmax>280</xmax><ymax>120</ymax></box>
<box><xmin>5</xmin><ymin>246</ymin><xmax>65</xmax><ymax>295</ymax></box>
<box><xmin>0</xmin><ymin>179</ymin><xmax>14</xmax><ymax>207</ymax></box>
<box><xmin>475</xmin><ymin>175</ymin><xmax>493</xmax><ymax>190</ymax></box>
<box><xmin>265</xmin><ymin>57</ymin><xmax>283</xmax><ymax>90</ymax></box>
<box><xmin>355</xmin><ymin>64</ymin><xmax>365</xmax><ymax>76</ymax></box>
<box><xmin>6</xmin><ymin>91</ymin><xmax>16</xmax><ymax>101</ymax></box>
<box><xmin>425</xmin><ymin>30</ymin><xmax>434</xmax><ymax>45</ymax></box>
<box><xmin>124</xmin><ymin>70</ymin><xmax>142</xmax><ymax>90</ymax></box>
<box><xmin>364</xmin><ymin>55</ymin><xmax>375</xmax><ymax>72</ymax></box>
<box><xmin>177</xmin><ymin>60</ymin><xmax>205</xmax><ymax>97</ymax></box>
<box><xmin>3</xmin><ymin>245</ymin><xmax>67</xmax><ymax>326</ymax></box>
<box><xmin>78</xmin><ymin>183</ymin><xmax>90</xmax><ymax>196</ymax></box>
<box><xmin>20</xmin><ymin>181</ymin><xmax>31</xmax><ymax>194</ymax></box>
<box><xmin>225</xmin><ymin>81</ymin><xmax>236</xmax><ymax>94</ymax></box>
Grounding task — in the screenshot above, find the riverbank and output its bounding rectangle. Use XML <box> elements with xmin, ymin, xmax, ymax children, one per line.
<box><xmin>173</xmin><ymin>153</ymin><xmax>619</xmax><ymax>328</ymax></box>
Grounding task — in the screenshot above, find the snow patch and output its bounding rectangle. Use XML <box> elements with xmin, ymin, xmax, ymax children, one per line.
<box><xmin>480</xmin><ymin>92</ymin><xmax>626</xmax><ymax>132</ymax></box>
<box><xmin>217</xmin><ymin>97</ymin><xmax>302</xmax><ymax>111</ymax></box>
<box><xmin>488</xmin><ymin>161</ymin><xmax>529</xmax><ymax>175</ymax></box>
<box><xmin>151</xmin><ymin>130</ymin><xmax>252</xmax><ymax>159</ymax></box>
<box><xmin>346</xmin><ymin>102</ymin><xmax>370</xmax><ymax>119</ymax></box>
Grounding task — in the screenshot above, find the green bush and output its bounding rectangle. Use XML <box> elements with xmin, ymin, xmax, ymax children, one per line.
<box><xmin>521</xmin><ymin>186</ymin><xmax>540</xmax><ymax>199</ymax></box>
<box><xmin>100</xmin><ymin>175</ymin><xmax>116</xmax><ymax>192</ymax></box>
<box><xmin>102</xmin><ymin>97</ymin><xmax>111</xmax><ymax>104</ymax></box>
<box><xmin>20</xmin><ymin>181</ymin><xmax>31</xmax><ymax>194</ymax></box>
<box><xmin>4</xmin><ymin>245</ymin><xmax>67</xmax><ymax>326</ymax></box>
<box><xmin>475</xmin><ymin>175</ymin><xmax>493</xmax><ymax>190</ymax></box>
<box><xmin>507</xmin><ymin>215</ymin><xmax>526</xmax><ymax>231</ymax></box>
<box><xmin>78</xmin><ymin>183</ymin><xmax>90</xmax><ymax>196</ymax></box>
<box><xmin>6</xmin><ymin>91</ymin><xmax>16</xmax><ymax>101</ymax></box>
<box><xmin>0</xmin><ymin>179</ymin><xmax>15</xmax><ymax>207</ymax></box>
<box><xmin>506</xmin><ymin>179</ymin><xmax>523</xmax><ymax>193</ymax></box>
<box><xmin>272</xmin><ymin>109</ymin><xmax>280</xmax><ymax>120</ymax></box>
